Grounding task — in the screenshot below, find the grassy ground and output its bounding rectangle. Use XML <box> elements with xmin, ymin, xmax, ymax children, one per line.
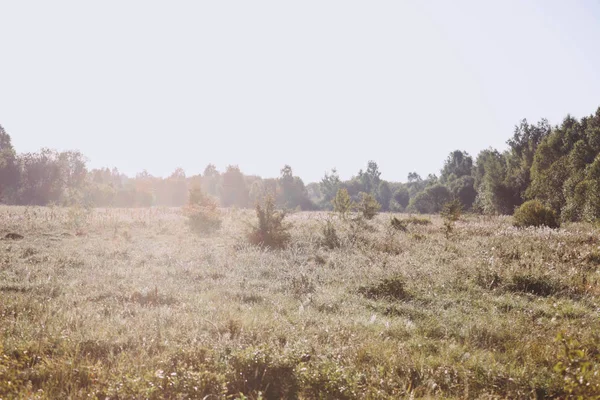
<box><xmin>1</xmin><ymin>206</ymin><xmax>599</xmax><ymax>399</ymax></box>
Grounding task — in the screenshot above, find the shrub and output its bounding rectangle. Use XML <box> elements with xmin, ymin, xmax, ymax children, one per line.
<box><xmin>441</xmin><ymin>199</ymin><xmax>462</xmax><ymax>222</ymax></box>
<box><xmin>441</xmin><ymin>199</ymin><xmax>462</xmax><ymax>239</ymax></box>
<box><xmin>226</xmin><ymin>347</ymin><xmax>299</xmax><ymax>399</ymax></box>
<box><xmin>183</xmin><ymin>186</ymin><xmax>222</xmax><ymax>235</ymax></box>
<box><xmin>358</xmin><ymin>276</ymin><xmax>409</xmax><ymax>300</ymax></box>
<box><xmin>506</xmin><ymin>273</ymin><xmax>563</xmax><ymax>297</ymax></box>
<box><xmin>554</xmin><ymin>333</ymin><xmax>600</xmax><ymax>398</ymax></box>
<box><xmin>332</xmin><ymin>188</ymin><xmax>353</xmax><ymax>219</ymax></box>
<box><xmin>320</xmin><ymin>218</ymin><xmax>340</xmax><ymax>249</ymax></box>
<box><xmin>390</xmin><ymin>216</ymin><xmax>408</xmax><ymax>232</ymax></box>
<box><xmin>513</xmin><ymin>200</ymin><xmax>560</xmax><ymax>229</ymax></box>
<box><xmin>247</xmin><ymin>196</ymin><xmax>291</xmax><ymax>249</ymax></box>
<box><xmin>357</xmin><ymin>192</ymin><xmax>381</xmax><ymax>220</ymax></box>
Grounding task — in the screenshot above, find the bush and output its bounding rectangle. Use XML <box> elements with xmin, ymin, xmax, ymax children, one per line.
<box><xmin>390</xmin><ymin>217</ymin><xmax>408</xmax><ymax>232</ymax></box>
<box><xmin>226</xmin><ymin>347</ymin><xmax>299</xmax><ymax>399</ymax></box>
<box><xmin>184</xmin><ymin>186</ymin><xmax>222</xmax><ymax>235</ymax></box>
<box><xmin>357</xmin><ymin>192</ymin><xmax>381</xmax><ymax>220</ymax></box>
<box><xmin>507</xmin><ymin>273</ymin><xmax>564</xmax><ymax>297</ymax></box>
<box><xmin>441</xmin><ymin>199</ymin><xmax>462</xmax><ymax>222</ymax></box>
<box><xmin>332</xmin><ymin>188</ymin><xmax>353</xmax><ymax>219</ymax></box>
<box><xmin>513</xmin><ymin>200</ymin><xmax>560</xmax><ymax>229</ymax></box>
<box><xmin>247</xmin><ymin>196</ymin><xmax>291</xmax><ymax>249</ymax></box>
<box><xmin>358</xmin><ymin>276</ymin><xmax>409</xmax><ymax>300</ymax></box>
<box><xmin>320</xmin><ymin>218</ymin><xmax>340</xmax><ymax>249</ymax></box>
<box><xmin>554</xmin><ymin>333</ymin><xmax>600</xmax><ymax>398</ymax></box>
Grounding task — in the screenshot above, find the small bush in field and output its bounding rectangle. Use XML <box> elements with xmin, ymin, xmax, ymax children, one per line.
<box><xmin>320</xmin><ymin>218</ymin><xmax>340</xmax><ymax>249</ymax></box>
<box><xmin>183</xmin><ymin>186</ymin><xmax>222</xmax><ymax>235</ymax></box>
<box><xmin>358</xmin><ymin>276</ymin><xmax>409</xmax><ymax>300</ymax></box>
<box><xmin>513</xmin><ymin>200</ymin><xmax>560</xmax><ymax>229</ymax></box>
<box><xmin>506</xmin><ymin>273</ymin><xmax>564</xmax><ymax>297</ymax></box>
<box><xmin>441</xmin><ymin>199</ymin><xmax>463</xmax><ymax>238</ymax></box>
<box><xmin>390</xmin><ymin>216</ymin><xmax>408</xmax><ymax>232</ymax></box>
<box><xmin>357</xmin><ymin>192</ymin><xmax>381</xmax><ymax>220</ymax></box>
<box><xmin>247</xmin><ymin>196</ymin><xmax>290</xmax><ymax>249</ymax></box>
<box><xmin>332</xmin><ymin>188</ymin><xmax>354</xmax><ymax>219</ymax></box>
<box><xmin>441</xmin><ymin>199</ymin><xmax>462</xmax><ymax>222</ymax></box>
<box><xmin>226</xmin><ymin>346</ymin><xmax>299</xmax><ymax>399</ymax></box>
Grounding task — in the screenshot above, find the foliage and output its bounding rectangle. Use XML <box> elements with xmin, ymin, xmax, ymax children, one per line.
<box><xmin>0</xmin><ymin>125</ymin><xmax>19</xmax><ymax>202</ymax></box>
<box><xmin>226</xmin><ymin>347</ymin><xmax>299</xmax><ymax>399</ymax></box>
<box><xmin>392</xmin><ymin>186</ymin><xmax>410</xmax><ymax>210</ymax></box>
<box><xmin>448</xmin><ymin>175</ymin><xmax>476</xmax><ymax>210</ymax></box>
<box><xmin>554</xmin><ymin>333</ymin><xmax>600</xmax><ymax>399</ymax></box>
<box><xmin>357</xmin><ymin>192</ymin><xmax>381</xmax><ymax>220</ymax></box>
<box><xmin>320</xmin><ymin>168</ymin><xmax>341</xmax><ymax>210</ymax></box>
<box><xmin>408</xmin><ymin>184</ymin><xmax>451</xmax><ymax>214</ymax></box>
<box><xmin>247</xmin><ymin>195</ymin><xmax>291</xmax><ymax>249</ymax></box>
<box><xmin>278</xmin><ymin>165</ymin><xmax>314</xmax><ymax>210</ymax></box>
<box><xmin>220</xmin><ymin>165</ymin><xmax>249</xmax><ymax>208</ymax></box>
<box><xmin>513</xmin><ymin>200</ymin><xmax>560</xmax><ymax>229</ymax></box>
<box><xmin>320</xmin><ymin>218</ymin><xmax>341</xmax><ymax>249</ymax></box>
<box><xmin>332</xmin><ymin>188</ymin><xmax>354</xmax><ymax>219</ymax></box>
<box><xmin>184</xmin><ymin>186</ymin><xmax>222</xmax><ymax>235</ymax></box>
<box><xmin>441</xmin><ymin>199</ymin><xmax>462</xmax><ymax>239</ymax></box>
<box><xmin>358</xmin><ymin>276</ymin><xmax>409</xmax><ymax>300</ymax></box>
<box><xmin>390</xmin><ymin>216</ymin><xmax>408</xmax><ymax>232</ymax></box>
<box><xmin>376</xmin><ymin>181</ymin><xmax>392</xmax><ymax>211</ymax></box>
<box><xmin>441</xmin><ymin>150</ymin><xmax>473</xmax><ymax>182</ymax></box>
<box><xmin>441</xmin><ymin>199</ymin><xmax>462</xmax><ymax>222</ymax></box>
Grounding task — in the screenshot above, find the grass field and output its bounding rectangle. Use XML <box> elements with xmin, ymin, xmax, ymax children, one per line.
<box><xmin>1</xmin><ymin>206</ymin><xmax>599</xmax><ymax>399</ymax></box>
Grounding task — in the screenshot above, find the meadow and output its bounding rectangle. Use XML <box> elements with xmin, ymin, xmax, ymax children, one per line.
<box><xmin>1</xmin><ymin>206</ymin><xmax>599</xmax><ymax>399</ymax></box>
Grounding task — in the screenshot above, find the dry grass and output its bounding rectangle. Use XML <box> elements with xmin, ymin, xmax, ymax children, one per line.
<box><xmin>1</xmin><ymin>206</ymin><xmax>599</xmax><ymax>398</ymax></box>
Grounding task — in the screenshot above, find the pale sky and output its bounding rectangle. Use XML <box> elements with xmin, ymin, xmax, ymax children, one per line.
<box><xmin>1</xmin><ymin>1</ymin><xmax>599</xmax><ymax>183</ymax></box>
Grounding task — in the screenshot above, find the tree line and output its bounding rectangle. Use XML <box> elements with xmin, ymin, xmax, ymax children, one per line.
<box><xmin>1</xmin><ymin>106</ymin><xmax>600</xmax><ymax>222</ymax></box>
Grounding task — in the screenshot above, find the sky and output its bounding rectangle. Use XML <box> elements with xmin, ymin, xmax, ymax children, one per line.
<box><xmin>1</xmin><ymin>1</ymin><xmax>600</xmax><ymax>183</ymax></box>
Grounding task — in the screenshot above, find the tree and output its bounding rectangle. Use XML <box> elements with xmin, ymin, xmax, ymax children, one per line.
<box><xmin>392</xmin><ymin>186</ymin><xmax>410</xmax><ymax>210</ymax></box>
<box><xmin>332</xmin><ymin>188</ymin><xmax>353</xmax><ymax>219</ymax></box>
<box><xmin>220</xmin><ymin>165</ymin><xmax>249</xmax><ymax>208</ymax></box>
<box><xmin>358</xmin><ymin>192</ymin><xmax>381</xmax><ymax>220</ymax></box>
<box><xmin>473</xmin><ymin>149</ymin><xmax>518</xmax><ymax>214</ymax></box>
<box><xmin>441</xmin><ymin>150</ymin><xmax>473</xmax><ymax>182</ymax></box>
<box><xmin>377</xmin><ymin>181</ymin><xmax>392</xmax><ymax>211</ymax></box>
<box><xmin>357</xmin><ymin>161</ymin><xmax>381</xmax><ymax>194</ymax></box>
<box><xmin>202</xmin><ymin>164</ymin><xmax>220</xmax><ymax>197</ymax></box>
<box><xmin>449</xmin><ymin>175</ymin><xmax>476</xmax><ymax>210</ymax></box>
<box><xmin>277</xmin><ymin>165</ymin><xmax>313</xmax><ymax>210</ymax></box>
<box><xmin>320</xmin><ymin>168</ymin><xmax>341</xmax><ymax>209</ymax></box>
<box><xmin>0</xmin><ymin>125</ymin><xmax>19</xmax><ymax>202</ymax></box>
<box><xmin>408</xmin><ymin>184</ymin><xmax>451</xmax><ymax>214</ymax></box>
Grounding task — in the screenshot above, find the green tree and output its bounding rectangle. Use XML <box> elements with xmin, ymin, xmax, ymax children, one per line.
<box><xmin>449</xmin><ymin>175</ymin><xmax>476</xmax><ymax>210</ymax></box>
<box><xmin>277</xmin><ymin>165</ymin><xmax>314</xmax><ymax>210</ymax></box>
<box><xmin>319</xmin><ymin>168</ymin><xmax>341</xmax><ymax>209</ymax></box>
<box><xmin>357</xmin><ymin>161</ymin><xmax>381</xmax><ymax>194</ymax></box>
<box><xmin>0</xmin><ymin>125</ymin><xmax>19</xmax><ymax>202</ymax></box>
<box><xmin>358</xmin><ymin>192</ymin><xmax>381</xmax><ymax>220</ymax></box>
<box><xmin>332</xmin><ymin>188</ymin><xmax>353</xmax><ymax>219</ymax></box>
<box><xmin>441</xmin><ymin>150</ymin><xmax>473</xmax><ymax>182</ymax></box>
<box><xmin>408</xmin><ymin>184</ymin><xmax>451</xmax><ymax>214</ymax></box>
<box><xmin>392</xmin><ymin>186</ymin><xmax>410</xmax><ymax>210</ymax></box>
<box><xmin>376</xmin><ymin>181</ymin><xmax>392</xmax><ymax>211</ymax></box>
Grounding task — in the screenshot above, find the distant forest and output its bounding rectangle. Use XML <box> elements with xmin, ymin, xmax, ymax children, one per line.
<box><xmin>2</xmin><ymin>106</ymin><xmax>600</xmax><ymax>221</ymax></box>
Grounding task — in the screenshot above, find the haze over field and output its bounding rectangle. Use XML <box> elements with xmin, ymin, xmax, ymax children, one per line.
<box><xmin>2</xmin><ymin>1</ymin><xmax>600</xmax><ymax>182</ymax></box>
